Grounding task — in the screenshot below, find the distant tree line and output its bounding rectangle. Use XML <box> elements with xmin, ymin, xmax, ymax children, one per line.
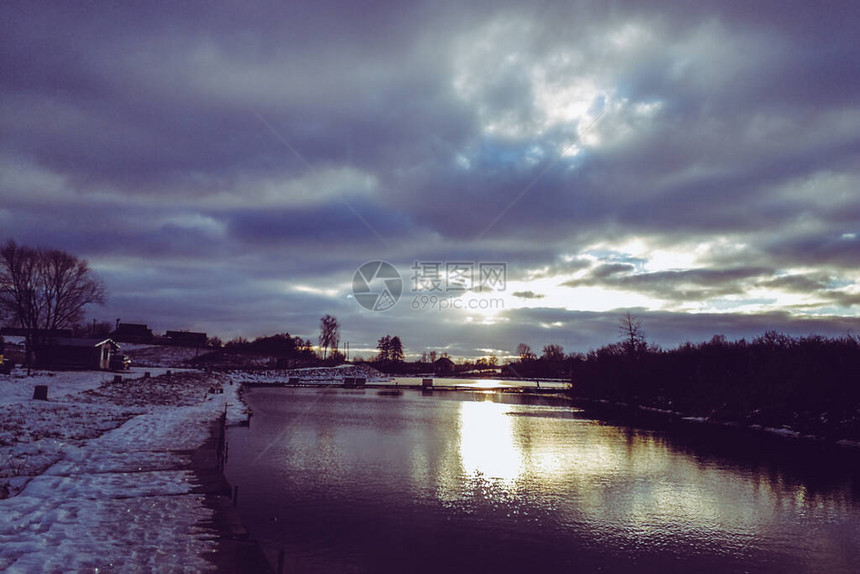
<box><xmin>210</xmin><ymin>333</ymin><xmax>319</xmax><ymax>368</ymax></box>
<box><xmin>352</xmin><ymin>334</ymin><xmax>410</xmax><ymax>374</ymax></box>
<box><xmin>200</xmin><ymin>315</ymin><xmax>345</xmax><ymax>367</ymax></box>
<box><xmin>501</xmin><ymin>342</ymin><xmax>581</xmax><ymax>379</ymax></box>
<box><xmin>571</xmin><ymin>330</ymin><xmax>860</xmax><ymax>440</ymax></box>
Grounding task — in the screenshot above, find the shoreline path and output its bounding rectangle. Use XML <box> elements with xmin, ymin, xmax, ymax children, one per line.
<box><xmin>0</xmin><ymin>368</ymin><xmax>265</xmax><ymax>572</ymax></box>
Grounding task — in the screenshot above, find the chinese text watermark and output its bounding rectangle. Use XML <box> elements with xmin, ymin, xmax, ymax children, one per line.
<box><xmin>352</xmin><ymin>260</ymin><xmax>506</xmax><ymax>312</ymax></box>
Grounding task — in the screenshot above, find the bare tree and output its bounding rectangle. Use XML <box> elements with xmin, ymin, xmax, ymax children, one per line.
<box><xmin>618</xmin><ymin>311</ymin><xmax>647</xmax><ymax>356</ymax></box>
<box><xmin>516</xmin><ymin>343</ymin><xmax>536</xmax><ymax>361</ymax></box>
<box><xmin>318</xmin><ymin>314</ymin><xmax>340</xmax><ymax>360</ymax></box>
<box><xmin>541</xmin><ymin>344</ymin><xmax>565</xmax><ymax>362</ymax></box>
<box><xmin>0</xmin><ymin>240</ymin><xmax>106</xmax><ymax>370</ymax></box>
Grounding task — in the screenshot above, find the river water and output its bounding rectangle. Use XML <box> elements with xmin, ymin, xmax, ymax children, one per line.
<box><xmin>225</xmin><ymin>387</ymin><xmax>860</xmax><ymax>573</ymax></box>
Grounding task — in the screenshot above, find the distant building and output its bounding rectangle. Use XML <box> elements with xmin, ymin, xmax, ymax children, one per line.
<box><xmin>34</xmin><ymin>338</ymin><xmax>118</xmax><ymax>370</ymax></box>
<box><xmin>111</xmin><ymin>323</ymin><xmax>154</xmax><ymax>344</ymax></box>
<box><xmin>165</xmin><ymin>330</ymin><xmax>207</xmax><ymax>347</ymax></box>
<box><xmin>434</xmin><ymin>356</ymin><xmax>455</xmax><ymax>376</ymax></box>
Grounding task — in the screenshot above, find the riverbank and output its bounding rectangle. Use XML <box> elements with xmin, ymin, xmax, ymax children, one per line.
<box><xmin>570</xmin><ymin>395</ymin><xmax>860</xmax><ymax>452</ymax></box>
<box><xmin>0</xmin><ymin>368</ymin><xmax>264</xmax><ymax>571</ymax></box>
<box><xmin>190</xmin><ymin>415</ymin><xmax>272</xmax><ymax>573</ymax></box>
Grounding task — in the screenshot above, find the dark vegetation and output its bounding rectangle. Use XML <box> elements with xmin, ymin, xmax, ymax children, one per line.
<box><xmin>357</xmin><ymin>334</ymin><xmax>498</xmax><ymax>375</ymax></box>
<box><xmin>1</xmin><ymin>240</ymin><xmax>106</xmax><ymax>372</ymax></box>
<box><xmin>193</xmin><ymin>333</ymin><xmax>322</xmax><ymax>368</ymax></box>
<box><xmin>502</xmin><ymin>317</ymin><xmax>860</xmax><ymax>440</ymax></box>
<box><xmin>194</xmin><ymin>315</ymin><xmax>347</xmax><ymax>369</ymax></box>
<box><xmin>570</xmin><ymin>332</ymin><xmax>860</xmax><ymax>440</ymax></box>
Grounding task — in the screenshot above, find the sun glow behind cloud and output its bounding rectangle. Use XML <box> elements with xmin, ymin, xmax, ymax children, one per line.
<box><xmin>504</xmin><ymin>232</ymin><xmax>860</xmax><ymax>320</ymax></box>
<box><xmin>453</xmin><ymin>16</ymin><xmax>611</xmax><ymax>144</ymax></box>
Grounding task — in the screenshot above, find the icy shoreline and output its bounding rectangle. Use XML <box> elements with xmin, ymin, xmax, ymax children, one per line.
<box><xmin>0</xmin><ymin>368</ymin><xmax>256</xmax><ymax>572</ymax></box>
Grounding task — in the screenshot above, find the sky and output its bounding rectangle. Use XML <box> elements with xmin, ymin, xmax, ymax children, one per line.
<box><xmin>2</xmin><ymin>0</ymin><xmax>859</xmax><ymax>359</ymax></box>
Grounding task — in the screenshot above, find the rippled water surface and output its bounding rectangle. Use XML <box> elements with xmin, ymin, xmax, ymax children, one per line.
<box><xmin>225</xmin><ymin>388</ymin><xmax>860</xmax><ymax>573</ymax></box>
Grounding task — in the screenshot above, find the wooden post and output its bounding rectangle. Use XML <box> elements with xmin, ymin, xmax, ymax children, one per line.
<box><xmin>33</xmin><ymin>385</ymin><xmax>48</xmax><ymax>400</ymax></box>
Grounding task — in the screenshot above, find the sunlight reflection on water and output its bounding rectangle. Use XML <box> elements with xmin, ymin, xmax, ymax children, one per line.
<box><xmin>225</xmin><ymin>388</ymin><xmax>860</xmax><ymax>574</ymax></box>
<box><xmin>458</xmin><ymin>398</ymin><xmax>521</xmax><ymax>483</ymax></box>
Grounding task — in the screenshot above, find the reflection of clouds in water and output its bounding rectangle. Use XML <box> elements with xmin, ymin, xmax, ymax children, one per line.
<box><xmin>233</xmin><ymin>389</ymin><xmax>860</xmax><ymax>572</ymax></box>
<box><xmin>387</xmin><ymin>391</ymin><xmax>860</xmax><ymax>553</ymax></box>
<box><xmin>450</xmin><ymin>406</ymin><xmax>788</xmax><ymax>543</ymax></box>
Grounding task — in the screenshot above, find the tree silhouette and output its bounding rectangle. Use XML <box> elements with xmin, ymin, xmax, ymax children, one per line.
<box><xmin>318</xmin><ymin>314</ymin><xmax>340</xmax><ymax>359</ymax></box>
<box><xmin>377</xmin><ymin>335</ymin><xmax>392</xmax><ymax>362</ymax></box>
<box><xmin>516</xmin><ymin>343</ymin><xmax>536</xmax><ymax>360</ymax></box>
<box><xmin>1</xmin><ymin>240</ymin><xmax>106</xmax><ymax>370</ymax></box>
<box><xmin>389</xmin><ymin>336</ymin><xmax>404</xmax><ymax>362</ymax></box>
<box><xmin>570</xmin><ymin>331</ymin><xmax>860</xmax><ymax>440</ymax></box>
<box><xmin>541</xmin><ymin>344</ymin><xmax>565</xmax><ymax>362</ymax></box>
<box><xmin>618</xmin><ymin>311</ymin><xmax>646</xmax><ymax>356</ymax></box>
<box><xmin>377</xmin><ymin>335</ymin><xmax>404</xmax><ymax>363</ymax></box>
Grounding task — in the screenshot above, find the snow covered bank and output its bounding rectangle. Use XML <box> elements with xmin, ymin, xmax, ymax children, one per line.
<box><xmin>225</xmin><ymin>364</ymin><xmax>389</xmax><ymax>386</ymax></box>
<box><xmin>124</xmin><ymin>345</ymin><xmax>206</xmax><ymax>368</ymax></box>
<box><xmin>0</xmin><ymin>369</ymin><xmax>248</xmax><ymax>571</ymax></box>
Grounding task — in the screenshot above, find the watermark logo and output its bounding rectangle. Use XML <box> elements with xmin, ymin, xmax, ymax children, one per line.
<box><xmin>352</xmin><ymin>261</ymin><xmax>403</xmax><ymax>311</ymax></box>
<box><xmin>410</xmin><ymin>261</ymin><xmax>507</xmax><ymax>293</ymax></box>
<box><xmin>353</xmin><ymin>260</ymin><xmax>506</xmax><ymax>311</ymax></box>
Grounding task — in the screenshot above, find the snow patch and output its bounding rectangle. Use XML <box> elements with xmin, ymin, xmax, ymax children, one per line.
<box><xmin>0</xmin><ymin>369</ymin><xmax>245</xmax><ymax>570</ymax></box>
<box><xmin>226</xmin><ymin>364</ymin><xmax>389</xmax><ymax>385</ymax></box>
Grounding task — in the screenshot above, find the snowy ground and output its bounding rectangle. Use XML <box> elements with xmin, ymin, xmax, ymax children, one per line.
<box><xmin>0</xmin><ymin>368</ymin><xmax>247</xmax><ymax>572</ymax></box>
<box><xmin>225</xmin><ymin>364</ymin><xmax>390</xmax><ymax>385</ymax></box>
<box><xmin>123</xmin><ymin>345</ymin><xmax>206</xmax><ymax>368</ymax></box>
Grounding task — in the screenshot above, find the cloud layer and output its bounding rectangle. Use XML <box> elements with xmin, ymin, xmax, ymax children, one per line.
<box><xmin>2</xmin><ymin>1</ymin><xmax>858</xmax><ymax>357</ymax></box>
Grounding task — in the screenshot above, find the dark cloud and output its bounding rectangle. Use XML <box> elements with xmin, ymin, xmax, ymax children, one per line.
<box><xmin>564</xmin><ymin>265</ymin><xmax>773</xmax><ymax>301</ymax></box>
<box><xmin>591</xmin><ymin>264</ymin><xmax>636</xmax><ymax>280</ymax></box>
<box><xmin>512</xmin><ymin>291</ymin><xmax>544</xmax><ymax>299</ymax></box>
<box><xmin>766</xmin><ymin>233</ymin><xmax>860</xmax><ymax>269</ymax></box>
<box><xmin>762</xmin><ymin>274</ymin><xmax>833</xmax><ymax>294</ymax></box>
